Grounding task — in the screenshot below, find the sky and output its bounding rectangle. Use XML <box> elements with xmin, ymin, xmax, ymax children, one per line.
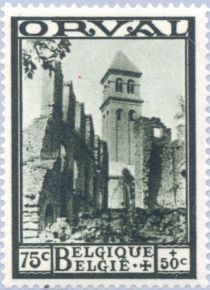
<box><xmin>22</xmin><ymin>39</ymin><xmax>185</xmax><ymax>140</ymax></box>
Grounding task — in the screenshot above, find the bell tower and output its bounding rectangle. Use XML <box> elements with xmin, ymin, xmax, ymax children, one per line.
<box><xmin>100</xmin><ymin>51</ymin><xmax>143</xmax><ymax>165</ymax></box>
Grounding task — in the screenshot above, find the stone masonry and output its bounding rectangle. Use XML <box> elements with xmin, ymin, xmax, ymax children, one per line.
<box><xmin>23</xmin><ymin>62</ymin><xmax>108</xmax><ymax>240</ymax></box>
<box><xmin>100</xmin><ymin>51</ymin><xmax>186</xmax><ymax>209</ymax></box>
<box><xmin>23</xmin><ymin>51</ymin><xmax>186</xmax><ymax>241</ymax></box>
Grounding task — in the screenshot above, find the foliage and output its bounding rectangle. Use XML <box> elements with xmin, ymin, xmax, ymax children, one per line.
<box><xmin>22</xmin><ymin>39</ymin><xmax>71</xmax><ymax>79</ymax></box>
<box><xmin>40</xmin><ymin>208</ymin><xmax>187</xmax><ymax>244</ymax></box>
<box><xmin>174</xmin><ymin>95</ymin><xmax>185</xmax><ymax>142</ymax></box>
<box><xmin>174</xmin><ymin>95</ymin><xmax>185</xmax><ymax>121</ymax></box>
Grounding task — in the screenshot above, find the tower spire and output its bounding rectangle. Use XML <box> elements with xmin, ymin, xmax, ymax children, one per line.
<box><xmin>100</xmin><ymin>51</ymin><xmax>142</xmax><ymax>85</ymax></box>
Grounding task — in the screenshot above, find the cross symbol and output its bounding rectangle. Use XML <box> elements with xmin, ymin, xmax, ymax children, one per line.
<box><xmin>169</xmin><ymin>249</ymin><xmax>177</xmax><ymax>257</ymax></box>
<box><xmin>139</xmin><ymin>260</ymin><xmax>152</xmax><ymax>271</ymax></box>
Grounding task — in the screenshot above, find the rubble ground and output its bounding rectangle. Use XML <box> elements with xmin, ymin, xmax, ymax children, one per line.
<box><xmin>39</xmin><ymin>207</ymin><xmax>187</xmax><ymax>244</ymax></box>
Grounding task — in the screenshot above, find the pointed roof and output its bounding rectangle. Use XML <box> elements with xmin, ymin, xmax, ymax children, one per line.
<box><xmin>110</xmin><ymin>51</ymin><xmax>140</xmax><ymax>74</ymax></box>
<box><xmin>100</xmin><ymin>51</ymin><xmax>142</xmax><ymax>84</ymax></box>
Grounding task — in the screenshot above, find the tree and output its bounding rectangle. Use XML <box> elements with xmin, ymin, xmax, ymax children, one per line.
<box><xmin>173</xmin><ymin>95</ymin><xmax>186</xmax><ymax>205</ymax></box>
<box><xmin>174</xmin><ymin>95</ymin><xmax>185</xmax><ymax>140</ymax></box>
<box><xmin>22</xmin><ymin>39</ymin><xmax>71</xmax><ymax>79</ymax></box>
<box><xmin>174</xmin><ymin>95</ymin><xmax>185</xmax><ymax>121</ymax></box>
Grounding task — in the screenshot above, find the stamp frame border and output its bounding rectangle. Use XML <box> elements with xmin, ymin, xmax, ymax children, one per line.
<box><xmin>11</xmin><ymin>16</ymin><xmax>196</xmax><ymax>280</ymax></box>
<box><xmin>1</xmin><ymin>4</ymin><xmax>208</xmax><ymax>288</ymax></box>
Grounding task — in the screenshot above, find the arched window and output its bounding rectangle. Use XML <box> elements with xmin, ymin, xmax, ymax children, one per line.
<box><xmin>129</xmin><ymin>110</ymin><xmax>137</xmax><ymax>121</ymax></box>
<box><xmin>73</xmin><ymin>160</ymin><xmax>79</xmax><ymax>193</ymax></box>
<box><xmin>116</xmin><ymin>108</ymin><xmax>123</xmax><ymax>121</ymax></box>
<box><xmin>127</xmin><ymin>80</ymin><xmax>135</xmax><ymax>94</ymax></box>
<box><xmin>116</xmin><ymin>78</ymin><xmax>123</xmax><ymax>92</ymax></box>
<box><xmin>153</xmin><ymin>128</ymin><xmax>162</xmax><ymax>138</ymax></box>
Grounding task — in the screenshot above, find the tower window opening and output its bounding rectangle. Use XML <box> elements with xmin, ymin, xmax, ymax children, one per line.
<box><xmin>116</xmin><ymin>108</ymin><xmax>123</xmax><ymax>121</ymax></box>
<box><xmin>127</xmin><ymin>80</ymin><xmax>135</xmax><ymax>94</ymax></box>
<box><xmin>129</xmin><ymin>110</ymin><xmax>137</xmax><ymax>121</ymax></box>
<box><xmin>116</xmin><ymin>78</ymin><xmax>123</xmax><ymax>92</ymax></box>
<box><xmin>154</xmin><ymin>128</ymin><xmax>163</xmax><ymax>138</ymax></box>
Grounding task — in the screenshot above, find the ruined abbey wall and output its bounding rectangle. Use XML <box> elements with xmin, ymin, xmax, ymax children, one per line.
<box><xmin>134</xmin><ymin>117</ymin><xmax>186</xmax><ymax>209</ymax></box>
<box><xmin>23</xmin><ymin>59</ymin><xmax>186</xmax><ymax>241</ymax></box>
<box><xmin>23</xmin><ymin>63</ymin><xmax>108</xmax><ymax>240</ymax></box>
<box><xmin>104</xmin><ymin>116</ymin><xmax>185</xmax><ymax>211</ymax></box>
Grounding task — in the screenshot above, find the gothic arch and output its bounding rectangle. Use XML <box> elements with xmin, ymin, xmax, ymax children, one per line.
<box><xmin>116</xmin><ymin>78</ymin><xmax>123</xmax><ymax>92</ymax></box>
<box><xmin>127</xmin><ymin>79</ymin><xmax>135</xmax><ymax>94</ymax></box>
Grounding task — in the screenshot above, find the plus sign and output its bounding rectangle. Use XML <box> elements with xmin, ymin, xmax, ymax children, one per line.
<box><xmin>139</xmin><ymin>260</ymin><xmax>152</xmax><ymax>272</ymax></box>
<box><xmin>169</xmin><ymin>249</ymin><xmax>177</xmax><ymax>257</ymax></box>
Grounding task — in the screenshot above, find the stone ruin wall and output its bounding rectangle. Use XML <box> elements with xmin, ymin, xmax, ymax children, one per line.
<box><xmin>23</xmin><ymin>65</ymin><xmax>186</xmax><ymax>241</ymax></box>
<box><xmin>134</xmin><ymin>117</ymin><xmax>186</xmax><ymax>209</ymax></box>
<box><xmin>107</xmin><ymin>116</ymin><xmax>186</xmax><ymax>210</ymax></box>
<box><xmin>22</xmin><ymin>64</ymin><xmax>109</xmax><ymax>241</ymax></box>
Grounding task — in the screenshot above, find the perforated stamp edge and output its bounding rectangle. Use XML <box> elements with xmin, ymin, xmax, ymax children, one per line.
<box><xmin>0</xmin><ymin>3</ymin><xmax>208</xmax><ymax>288</ymax></box>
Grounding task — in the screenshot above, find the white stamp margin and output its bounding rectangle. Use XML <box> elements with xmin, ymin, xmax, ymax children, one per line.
<box><xmin>1</xmin><ymin>3</ymin><xmax>208</xmax><ymax>288</ymax></box>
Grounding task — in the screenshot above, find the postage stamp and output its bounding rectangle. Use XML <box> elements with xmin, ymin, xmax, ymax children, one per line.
<box><xmin>1</xmin><ymin>3</ymin><xmax>208</xmax><ymax>288</ymax></box>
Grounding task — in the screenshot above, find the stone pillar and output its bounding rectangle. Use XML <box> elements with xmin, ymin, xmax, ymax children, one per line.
<box><xmin>41</xmin><ymin>70</ymin><xmax>54</xmax><ymax>117</ymax></box>
<box><xmin>53</xmin><ymin>62</ymin><xmax>63</xmax><ymax>120</ymax></box>
<box><xmin>66</xmin><ymin>82</ymin><xmax>76</xmax><ymax>130</ymax></box>
<box><xmin>62</xmin><ymin>85</ymin><xmax>69</xmax><ymax>121</ymax></box>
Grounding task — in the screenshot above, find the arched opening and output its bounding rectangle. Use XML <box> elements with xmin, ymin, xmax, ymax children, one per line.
<box><xmin>127</xmin><ymin>80</ymin><xmax>135</xmax><ymax>94</ymax></box>
<box><xmin>73</xmin><ymin>160</ymin><xmax>79</xmax><ymax>194</ymax></box>
<box><xmin>129</xmin><ymin>110</ymin><xmax>137</xmax><ymax>121</ymax></box>
<box><xmin>153</xmin><ymin>128</ymin><xmax>163</xmax><ymax>138</ymax></box>
<box><xmin>45</xmin><ymin>204</ymin><xmax>54</xmax><ymax>227</ymax></box>
<box><xmin>116</xmin><ymin>78</ymin><xmax>123</xmax><ymax>92</ymax></box>
<box><xmin>60</xmin><ymin>145</ymin><xmax>66</xmax><ymax>172</ymax></box>
<box><xmin>116</xmin><ymin>108</ymin><xmax>124</xmax><ymax>121</ymax></box>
